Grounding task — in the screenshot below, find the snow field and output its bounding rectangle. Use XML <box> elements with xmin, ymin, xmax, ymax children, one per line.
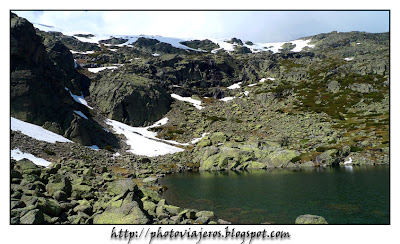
<box><xmin>171</xmin><ymin>94</ymin><xmax>203</xmax><ymax>110</ymax></box>
<box><xmin>11</xmin><ymin>117</ymin><xmax>73</xmax><ymax>143</ymax></box>
<box><xmin>11</xmin><ymin>148</ymin><xmax>52</xmax><ymax>167</ymax></box>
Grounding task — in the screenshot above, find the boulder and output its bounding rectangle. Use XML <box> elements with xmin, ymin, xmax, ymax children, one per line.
<box><xmin>93</xmin><ymin>201</ymin><xmax>149</xmax><ymax>224</ymax></box>
<box><xmin>142</xmin><ymin>177</ymin><xmax>158</xmax><ymax>185</ymax></box>
<box><xmin>20</xmin><ymin>209</ymin><xmax>44</xmax><ymax>224</ymax></box>
<box><xmin>295</xmin><ymin>214</ymin><xmax>328</xmax><ymax>224</ymax></box>
<box><xmin>263</xmin><ymin>150</ymin><xmax>300</xmax><ymax>168</ymax></box>
<box><xmin>107</xmin><ymin>179</ymin><xmax>138</xmax><ymax>196</ymax></box>
<box><xmin>315</xmin><ymin>149</ymin><xmax>339</xmax><ymax>166</ymax></box>
<box><xmin>210</xmin><ymin>132</ymin><xmax>228</xmax><ymax>144</ymax></box>
<box><xmin>71</xmin><ymin>184</ymin><xmax>93</xmax><ymax>199</ymax></box>
<box><xmin>35</xmin><ymin>197</ymin><xmax>62</xmax><ymax>216</ymax></box>
<box><xmin>46</xmin><ymin>177</ymin><xmax>72</xmax><ymax>197</ymax></box>
<box><xmin>195</xmin><ymin>210</ymin><xmax>214</xmax><ymax>219</ymax></box>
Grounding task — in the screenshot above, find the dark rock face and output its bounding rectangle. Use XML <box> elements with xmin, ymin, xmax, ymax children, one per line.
<box><xmin>11</xmin><ymin>14</ymin><xmax>74</xmax><ymax>127</ymax></box>
<box><xmin>90</xmin><ymin>71</ymin><xmax>172</xmax><ymax>126</ymax></box>
<box><xmin>10</xmin><ymin>14</ymin><xmax>119</xmax><ymax>147</ymax></box>
<box><xmin>45</xmin><ymin>41</ymin><xmax>90</xmax><ymax>96</ymax></box>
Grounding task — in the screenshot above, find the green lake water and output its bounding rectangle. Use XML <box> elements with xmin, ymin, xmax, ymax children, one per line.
<box><xmin>160</xmin><ymin>165</ymin><xmax>389</xmax><ymax>224</ymax></box>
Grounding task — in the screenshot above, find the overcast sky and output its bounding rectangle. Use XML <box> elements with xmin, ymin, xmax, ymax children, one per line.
<box><xmin>13</xmin><ymin>10</ymin><xmax>389</xmax><ymax>42</ymax></box>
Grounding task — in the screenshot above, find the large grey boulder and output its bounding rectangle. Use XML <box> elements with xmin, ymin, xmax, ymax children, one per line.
<box><xmin>295</xmin><ymin>214</ymin><xmax>328</xmax><ymax>224</ymax></box>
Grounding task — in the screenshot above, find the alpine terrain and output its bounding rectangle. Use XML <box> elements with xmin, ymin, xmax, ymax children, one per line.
<box><xmin>10</xmin><ymin>12</ymin><xmax>389</xmax><ymax>224</ymax></box>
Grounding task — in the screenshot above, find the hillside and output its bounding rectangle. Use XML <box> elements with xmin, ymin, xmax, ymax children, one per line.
<box><xmin>10</xmin><ymin>13</ymin><xmax>389</xmax><ymax>224</ymax></box>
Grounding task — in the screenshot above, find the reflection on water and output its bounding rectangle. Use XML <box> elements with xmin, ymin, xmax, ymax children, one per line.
<box><xmin>160</xmin><ymin>165</ymin><xmax>389</xmax><ymax>224</ymax></box>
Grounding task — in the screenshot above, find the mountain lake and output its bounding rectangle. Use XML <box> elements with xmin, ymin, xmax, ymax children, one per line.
<box><xmin>160</xmin><ymin>165</ymin><xmax>389</xmax><ymax>224</ymax></box>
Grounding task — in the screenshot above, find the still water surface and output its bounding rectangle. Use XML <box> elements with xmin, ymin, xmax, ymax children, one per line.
<box><xmin>160</xmin><ymin>165</ymin><xmax>389</xmax><ymax>224</ymax></box>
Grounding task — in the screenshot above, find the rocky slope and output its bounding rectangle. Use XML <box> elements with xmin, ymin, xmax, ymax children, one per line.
<box><xmin>10</xmin><ymin>13</ymin><xmax>389</xmax><ymax>224</ymax></box>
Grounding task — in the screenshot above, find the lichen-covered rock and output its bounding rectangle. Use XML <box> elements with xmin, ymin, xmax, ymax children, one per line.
<box><xmin>20</xmin><ymin>209</ymin><xmax>44</xmax><ymax>224</ymax></box>
<box><xmin>107</xmin><ymin>179</ymin><xmax>138</xmax><ymax>196</ymax></box>
<box><xmin>295</xmin><ymin>214</ymin><xmax>328</xmax><ymax>224</ymax></box>
<box><xmin>315</xmin><ymin>149</ymin><xmax>339</xmax><ymax>166</ymax></box>
<box><xmin>263</xmin><ymin>150</ymin><xmax>300</xmax><ymax>168</ymax></box>
<box><xmin>35</xmin><ymin>197</ymin><xmax>62</xmax><ymax>216</ymax></box>
<box><xmin>93</xmin><ymin>201</ymin><xmax>149</xmax><ymax>224</ymax></box>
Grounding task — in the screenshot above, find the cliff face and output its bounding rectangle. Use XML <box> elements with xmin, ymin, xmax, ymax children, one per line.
<box><xmin>10</xmin><ymin>13</ymin><xmax>119</xmax><ymax>148</ymax></box>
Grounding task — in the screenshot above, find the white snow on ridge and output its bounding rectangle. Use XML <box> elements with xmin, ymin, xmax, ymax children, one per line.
<box><xmin>171</xmin><ymin>94</ymin><xmax>203</xmax><ymax>110</ymax></box>
<box><xmin>11</xmin><ymin>117</ymin><xmax>73</xmax><ymax>144</ymax></box>
<box><xmin>70</xmin><ymin>50</ymin><xmax>95</xmax><ymax>55</ymax></box>
<box><xmin>65</xmin><ymin>87</ymin><xmax>93</xmax><ymax>109</ymax></box>
<box><xmin>87</xmin><ymin>66</ymin><xmax>119</xmax><ymax>73</ymax></box>
<box><xmin>74</xmin><ymin>111</ymin><xmax>88</xmax><ymax>120</ymax></box>
<box><xmin>11</xmin><ymin>148</ymin><xmax>52</xmax><ymax>167</ymax></box>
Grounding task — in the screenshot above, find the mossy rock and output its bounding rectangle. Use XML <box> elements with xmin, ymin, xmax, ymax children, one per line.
<box><xmin>295</xmin><ymin>214</ymin><xmax>328</xmax><ymax>224</ymax></box>
<box><xmin>106</xmin><ymin>179</ymin><xmax>138</xmax><ymax>196</ymax></box>
<box><xmin>210</xmin><ymin>132</ymin><xmax>228</xmax><ymax>144</ymax></box>
<box><xmin>93</xmin><ymin>201</ymin><xmax>149</xmax><ymax>224</ymax></box>
<box><xmin>20</xmin><ymin>209</ymin><xmax>44</xmax><ymax>224</ymax></box>
<box><xmin>46</xmin><ymin>177</ymin><xmax>72</xmax><ymax>197</ymax></box>
<box><xmin>71</xmin><ymin>184</ymin><xmax>93</xmax><ymax>199</ymax></box>
<box><xmin>264</xmin><ymin>150</ymin><xmax>300</xmax><ymax>168</ymax></box>
<box><xmin>35</xmin><ymin>197</ymin><xmax>62</xmax><ymax>216</ymax></box>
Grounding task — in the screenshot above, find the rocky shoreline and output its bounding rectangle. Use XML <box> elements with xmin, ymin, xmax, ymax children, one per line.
<box><xmin>11</xmin><ymin>130</ymin><xmax>387</xmax><ymax>225</ymax></box>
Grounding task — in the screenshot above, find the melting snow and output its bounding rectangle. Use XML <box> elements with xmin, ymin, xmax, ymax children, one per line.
<box><xmin>227</xmin><ymin>82</ymin><xmax>242</xmax><ymax>90</ymax></box>
<box><xmin>70</xmin><ymin>50</ymin><xmax>95</xmax><ymax>55</ymax></box>
<box><xmin>171</xmin><ymin>94</ymin><xmax>203</xmax><ymax>110</ymax></box>
<box><xmin>105</xmin><ymin>118</ymin><xmax>185</xmax><ymax>157</ymax></box>
<box><xmin>88</xmin><ymin>66</ymin><xmax>119</xmax><ymax>73</ymax></box>
<box><xmin>74</xmin><ymin>111</ymin><xmax>88</xmax><ymax>120</ymax></box>
<box><xmin>11</xmin><ymin>117</ymin><xmax>73</xmax><ymax>143</ymax></box>
<box><xmin>88</xmin><ymin>145</ymin><xmax>100</xmax><ymax>150</ymax></box>
<box><xmin>220</xmin><ymin>96</ymin><xmax>236</xmax><ymax>102</ymax></box>
<box><xmin>65</xmin><ymin>87</ymin><xmax>93</xmax><ymax>109</ymax></box>
<box><xmin>11</xmin><ymin>148</ymin><xmax>52</xmax><ymax>167</ymax></box>
<box><xmin>190</xmin><ymin>133</ymin><xmax>210</xmax><ymax>144</ymax></box>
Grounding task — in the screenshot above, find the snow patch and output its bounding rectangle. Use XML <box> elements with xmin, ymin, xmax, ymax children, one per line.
<box><xmin>220</xmin><ymin>96</ymin><xmax>236</xmax><ymax>102</ymax></box>
<box><xmin>65</xmin><ymin>87</ymin><xmax>93</xmax><ymax>109</ymax></box>
<box><xmin>227</xmin><ymin>82</ymin><xmax>242</xmax><ymax>90</ymax></box>
<box><xmin>74</xmin><ymin>111</ymin><xmax>88</xmax><ymax>120</ymax></box>
<box><xmin>191</xmin><ymin>133</ymin><xmax>210</xmax><ymax>144</ymax></box>
<box><xmin>105</xmin><ymin>118</ymin><xmax>185</xmax><ymax>157</ymax></box>
<box><xmin>11</xmin><ymin>148</ymin><xmax>52</xmax><ymax>167</ymax></box>
<box><xmin>344</xmin><ymin>57</ymin><xmax>354</xmax><ymax>61</ymax></box>
<box><xmin>171</xmin><ymin>94</ymin><xmax>203</xmax><ymax>110</ymax></box>
<box><xmin>152</xmin><ymin>53</ymin><xmax>160</xmax><ymax>57</ymax></box>
<box><xmin>88</xmin><ymin>66</ymin><xmax>119</xmax><ymax>73</ymax></box>
<box><xmin>70</xmin><ymin>50</ymin><xmax>95</xmax><ymax>55</ymax></box>
<box><xmin>88</xmin><ymin>145</ymin><xmax>100</xmax><ymax>150</ymax></box>
<box><xmin>11</xmin><ymin>117</ymin><xmax>73</xmax><ymax>144</ymax></box>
